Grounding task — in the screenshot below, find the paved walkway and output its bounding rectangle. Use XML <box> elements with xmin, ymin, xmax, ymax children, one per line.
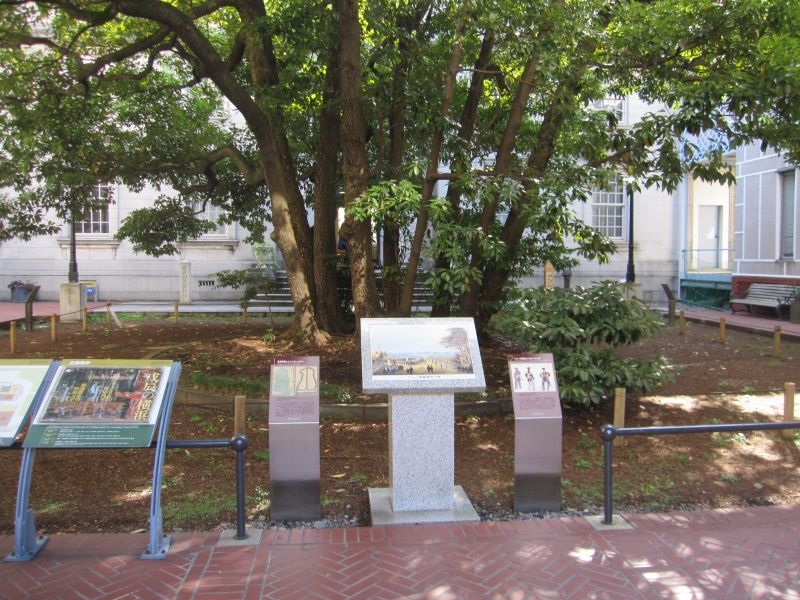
<box><xmin>1</xmin><ymin>505</ymin><xmax>798</xmax><ymax>599</ymax></box>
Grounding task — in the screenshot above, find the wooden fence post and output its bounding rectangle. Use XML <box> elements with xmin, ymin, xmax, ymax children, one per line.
<box><xmin>719</xmin><ymin>317</ymin><xmax>726</xmax><ymax>344</ymax></box>
<box><xmin>613</xmin><ymin>388</ymin><xmax>626</xmax><ymax>447</ymax></box>
<box><xmin>679</xmin><ymin>310</ymin><xmax>686</xmax><ymax>335</ymax></box>
<box><xmin>174</xmin><ymin>302</ymin><xmax>180</xmax><ymax>324</ymax></box>
<box><xmin>774</xmin><ymin>325</ymin><xmax>781</xmax><ymax>358</ymax></box>
<box><xmin>234</xmin><ymin>395</ymin><xmax>247</xmax><ymax>435</ymax></box>
<box><xmin>9</xmin><ymin>321</ymin><xmax>16</xmax><ymax>354</ymax></box>
<box><xmin>783</xmin><ymin>382</ymin><xmax>796</xmax><ymax>440</ymax></box>
<box><xmin>82</xmin><ymin>308</ymin><xmax>89</xmax><ymax>332</ymax></box>
<box><xmin>50</xmin><ymin>314</ymin><xmax>57</xmax><ymax>342</ymax></box>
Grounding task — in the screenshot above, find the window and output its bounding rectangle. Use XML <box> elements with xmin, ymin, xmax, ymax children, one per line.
<box><xmin>75</xmin><ymin>183</ymin><xmax>110</xmax><ymax>234</ymax></box>
<box><xmin>590</xmin><ymin>96</ymin><xmax>624</xmax><ymax>122</ymax></box>
<box><xmin>780</xmin><ymin>170</ymin><xmax>796</xmax><ymax>259</ymax></box>
<box><xmin>194</xmin><ymin>201</ymin><xmax>227</xmax><ymax>236</ymax></box>
<box><xmin>591</xmin><ymin>174</ymin><xmax>626</xmax><ymax>239</ymax></box>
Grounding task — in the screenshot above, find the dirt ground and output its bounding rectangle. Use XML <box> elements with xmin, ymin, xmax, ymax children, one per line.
<box><xmin>0</xmin><ymin>313</ymin><xmax>798</xmax><ymax>534</ymax></box>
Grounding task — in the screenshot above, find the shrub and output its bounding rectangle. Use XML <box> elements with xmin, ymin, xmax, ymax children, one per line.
<box><xmin>491</xmin><ymin>282</ymin><xmax>672</xmax><ymax>406</ymax></box>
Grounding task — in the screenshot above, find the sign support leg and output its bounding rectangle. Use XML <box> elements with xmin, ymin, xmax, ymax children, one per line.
<box><xmin>141</xmin><ymin>362</ymin><xmax>181</xmax><ymax>559</ymax></box>
<box><xmin>5</xmin><ymin>448</ymin><xmax>47</xmax><ymax>562</ymax></box>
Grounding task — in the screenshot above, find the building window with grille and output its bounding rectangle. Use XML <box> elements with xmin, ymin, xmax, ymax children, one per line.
<box><xmin>780</xmin><ymin>170</ymin><xmax>796</xmax><ymax>259</ymax></box>
<box><xmin>193</xmin><ymin>201</ymin><xmax>228</xmax><ymax>237</ymax></box>
<box><xmin>590</xmin><ymin>96</ymin><xmax>625</xmax><ymax>123</ymax></box>
<box><xmin>591</xmin><ymin>174</ymin><xmax>626</xmax><ymax>240</ymax></box>
<box><xmin>75</xmin><ymin>183</ymin><xmax>111</xmax><ymax>234</ymax></box>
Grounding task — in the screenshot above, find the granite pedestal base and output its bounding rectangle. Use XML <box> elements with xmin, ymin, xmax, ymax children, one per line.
<box><xmin>389</xmin><ymin>393</ymin><xmax>453</xmax><ymax>511</ymax></box>
<box><xmin>368</xmin><ymin>486</ymin><xmax>479</xmax><ymax>526</ymax></box>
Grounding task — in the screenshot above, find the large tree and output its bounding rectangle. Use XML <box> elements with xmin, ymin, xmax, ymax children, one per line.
<box><xmin>1</xmin><ymin>0</ymin><xmax>798</xmax><ymax>341</ymax></box>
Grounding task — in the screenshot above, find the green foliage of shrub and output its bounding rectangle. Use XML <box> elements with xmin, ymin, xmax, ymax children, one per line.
<box><xmin>491</xmin><ymin>282</ymin><xmax>673</xmax><ymax>406</ymax></box>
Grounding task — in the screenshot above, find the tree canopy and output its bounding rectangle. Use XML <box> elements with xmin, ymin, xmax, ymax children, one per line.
<box><xmin>1</xmin><ymin>0</ymin><xmax>798</xmax><ymax>342</ymax></box>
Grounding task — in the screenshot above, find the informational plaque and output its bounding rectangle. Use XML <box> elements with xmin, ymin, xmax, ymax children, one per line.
<box><xmin>361</xmin><ymin>317</ymin><xmax>485</xmax><ymax>393</ymax></box>
<box><xmin>509</xmin><ymin>354</ymin><xmax>560</xmax><ymax>418</ymax></box>
<box><xmin>0</xmin><ymin>360</ymin><xmax>54</xmax><ymax>446</ymax></box>
<box><xmin>269</xmin><ymin>356</ymin><xmax>320</xmax><ymax>521</ymax></box>
<box><xmin>508</xmin><ymin>353</ymin><xmax>562</xmax><ymax>512</ymax></box>
<box><xmin>269</xmin><ymin>356</ymin><xmax>320</xmax><ymax>423</ymax></box>
<box><xmin>24</xmin><ymin>359</ymin><xmax>175</xmax><ymax>448</ymax></box>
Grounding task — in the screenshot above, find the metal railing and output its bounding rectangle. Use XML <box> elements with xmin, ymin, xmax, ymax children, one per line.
<box><xmin>600</xmin><ymin>421</ymin><xmax>800</xmax><ymax>525</ymax></box>
<box><xmin>682</xmin><ymin>248</ymin><xmax>734</xmax><ymax>272</ymax></box>
<box><xmin>8</xmin><ymin>434</ymin><xmax>250</xmax><ymax>541</ymax></box>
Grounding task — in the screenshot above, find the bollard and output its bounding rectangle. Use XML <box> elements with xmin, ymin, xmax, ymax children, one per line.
<box><xmin>719</xmin><ymin>317</ymin><xmax>726</xmax><ymax>344</ymax></box>
<box><xmin>774</xmin><ymin>326</ymin><xmax>781</xmax><ymax>358</ymax></box>
<box><xmin>234</xmin><ymin>395</ymin><xmax>246</xmax><ymax>435</ymax></box>
<box><xmin>9</xmin><ymin>321</ymin><xmax>16</xmax><ymax>354</ymax></box>
<box><xmin>82</xmin><ymin>308</ymin><xmax>89</xmax><ymax>332</ymax></box>
<box><xmin>613</xmin><ymin>388</ymin><xmax>626</xmax><ymax>447</ymax></box>
<box><xmin>230</xmin><ymin>435</ymin><xmax>249</xmax><ymax>540</ymax></box>
<box><xmin>679</xmin><ymin>310</ymin><xmax>686</xmax><ymax>335</ymax></box>
<box><xmin>783</xmin><ymin>382</ymin><xmax>797</xmax><ymax>440</ymax></box>
<box><xmin>174</xmin><ymin>302</ymin><xmax>180</xmax><ymax>324</ymax></box>
<box><xmin>50</xmin><ymin>314</ymin><xmax>57</xmax><ymax>342</ymax></box>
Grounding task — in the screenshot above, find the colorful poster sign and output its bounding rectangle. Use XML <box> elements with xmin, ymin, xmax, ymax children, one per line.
<box><xmin>269</xmin><ymin>356</ymin><xmax>320</xmax><ymax>424</ymax></box>
<box><xmin>0</xmin><ymin>360</ymin><xmax>54</xmax><ymax>446</ymax></box>
<box><xmin>508</xmin><ymin>354</ymin><xmax>561</xmax><ymax>418</ymax></box>
<box><xmin>24</xmin><ymin>359</ymin><xmax>175</xmax><ymax>448</ymax></box>
<box><xmin>361</xmin><ymin>318</ymin><xmax>486</xmax><ymax>393</ymax></box>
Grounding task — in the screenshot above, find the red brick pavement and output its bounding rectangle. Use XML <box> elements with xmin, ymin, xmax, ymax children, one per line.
<box><xmin>1</xmin><ymin>505</ymin><xmax>798</xmax><ymax>599</ymax></box>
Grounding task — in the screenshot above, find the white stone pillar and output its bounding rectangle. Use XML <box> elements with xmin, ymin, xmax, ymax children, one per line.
<box><xmin>59</xmin><ymin>282</ymin><xmax>86</xmax><ymax>322</ymax></box>
<box><xmin>179</xmin><ymin>261</ymin><xmax>191</xmax><ymax>304</ymax></box>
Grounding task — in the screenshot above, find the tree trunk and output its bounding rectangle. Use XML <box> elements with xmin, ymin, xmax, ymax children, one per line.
<box><xmin>313</xmin><ymin>40</ymin><xmax>345</xmax><ymax>333</ymax></box>
<box><xmin>336</xmin><ymin>0</ymin><xmax>379</xmax><ymax>325</ymax></box>
<box><xmin>430</xmin><ymin>32</ymin><xmax>495</xmax><ymax>317</ymax></box>
<box><xmin>470</xmin><ymin>61</ymin><xmax>590</xmax><ymax>336</ymax></box>
<box><xmin>399</xmin><ymin>0</ymin><xmax>469</xmax><ymax>315</ymax></box>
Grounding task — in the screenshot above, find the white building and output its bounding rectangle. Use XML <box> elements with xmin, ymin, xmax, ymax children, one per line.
<box><xmin>0</xmin><ymin>182</ymin><xmax>266</xmax><ymax>303</ymax></box>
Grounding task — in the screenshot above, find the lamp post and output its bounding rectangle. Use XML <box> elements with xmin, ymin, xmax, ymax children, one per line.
<box><xmin>68</xmin><ymin>208</ymin><xmax>79</xmax><ymax>283</ymax></box>
<box><xmin>625</xmin><ymin>182</ymin><xmax>635</xmax><ymax>284</ymax></box>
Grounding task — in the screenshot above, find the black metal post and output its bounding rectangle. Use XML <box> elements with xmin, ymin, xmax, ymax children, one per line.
<box><xmin>68</xmin><ymin>211</ymin><xmax>79</xmax><ymax>283</ymax></box>
<box><xmin>231</xmin><ymin>434</ymin><xmax>249</xmax><ymax>540</ymax></box>
<box><xmin>625</xmin><ymin>184</ymin><xmax>635</xmax><ymax>283</ymax></box>
<box><xmin>600</xmin><ymin>425</ymin><xmax>616</xmax><ymax>525</ymax></box>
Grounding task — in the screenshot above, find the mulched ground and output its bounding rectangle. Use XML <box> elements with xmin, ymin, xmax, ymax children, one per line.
<box><xmin>0</xmin><ymin>314</ymin><xmax>798</xmax><ymax>533</ymax></box>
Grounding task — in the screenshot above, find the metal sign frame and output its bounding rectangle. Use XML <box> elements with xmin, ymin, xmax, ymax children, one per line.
<box><xmin>4</xmin><ymin>361</ymin><xmax>181</xmax><ymax>562</ymax></box>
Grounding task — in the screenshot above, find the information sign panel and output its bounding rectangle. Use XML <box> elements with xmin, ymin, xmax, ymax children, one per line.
<box><xmin>361</xmin><ymin>317</ymin><xmax>486</xmax><ymax>393</ymax></box>
<box><xmin>24</xmin><ymin>359</ymin><xmax>175</xmax><ymax>448</ymax></box>
<box><xmin>0</xmin><ymin>360</ymin><xmax>53</xmax><ymax>446</ymax></box>
<box><xmin>269</xmin><ymin>356</ymin><xmax>320</xmax><ymax>423</ymax></box>
<box><xmin>508</xmin><ymin>354</ymin><xmax>561</xmax><ymax>418</ymax></box>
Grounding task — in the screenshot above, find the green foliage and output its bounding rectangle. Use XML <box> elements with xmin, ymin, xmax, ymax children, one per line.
<box><xmin>212</xmin><ymin>269</ymin><xmax>276</xmax><ymax>305</ymax></box>
<box><xmin>491</xmin><ymin>282</ymin><xmax>673</xmax><ymax>406</ymax></box>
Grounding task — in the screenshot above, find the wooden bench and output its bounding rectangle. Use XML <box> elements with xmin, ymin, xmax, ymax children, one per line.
<box><xmin>730</xmin><ymin>283</ymin><xmax>799</xmax><ymax>319</ymax></box>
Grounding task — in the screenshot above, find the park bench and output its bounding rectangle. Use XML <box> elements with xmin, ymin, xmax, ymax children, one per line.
<box><xmin>730</xmin><ymin>283</ymin><xmax>799</xmax><ymax>319</ymax></box>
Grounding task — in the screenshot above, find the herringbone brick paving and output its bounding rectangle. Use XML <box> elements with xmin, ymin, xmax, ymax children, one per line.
<box><xmin>1</xmin><ymin>505</ymin><xmax>798</xmax><ymax>599</ymax></box>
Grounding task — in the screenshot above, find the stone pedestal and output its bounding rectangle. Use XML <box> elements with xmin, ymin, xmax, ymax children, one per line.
<box><xmin>390</xmin><ymin>393</ymin><xmax>453</xmax><ymax>511</ymax></box>
<box><xmin>59</xmin><ymin>283</ymin><xmax>86</xmax><ymax>322</ymax></box>
<box><xmin>359</xmin><ymin>318</ymin><xmax>485</xmax><ymax>526</ymax></box>
<box><xmin>179</xmin><ymin>261</ymin><xmax>191</xmax><ymax>304</ymax></box>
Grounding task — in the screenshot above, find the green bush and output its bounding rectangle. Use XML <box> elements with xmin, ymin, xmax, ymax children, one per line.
<box><xmin>491</xmin><ymin>282</ymin><xmax>672</xmax><ymax>406</ymax></box>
